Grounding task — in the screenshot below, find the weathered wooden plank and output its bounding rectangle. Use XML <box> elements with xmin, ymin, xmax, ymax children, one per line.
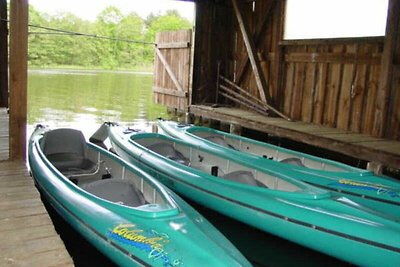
<box><xmin>2</xmin><ymin>248</ymin><xmax>73</xmax><ymax>267</ymax></box>
<box><xmin>313</xmin><ymin>59</ymin><xmax>328</xmax><ymax>124</ymax></box>
<box><xmin>290</xmin><ymin>57</ymin><xmax>305</xmax><ymax>120</ymax></box>
<box><xmin>362</xmin><ymin>64</ymin><xmax>380</xmax><ymax>134</ymax></box>
<box><xmin>153</xmin><ymin>86</ymin><xmax>187</xmax><ymax>98</ymax></box>
<box><xmin>337</xmin><ymin>45</ymin><xmax>357</xmax><ymax>130</ymax></box>
<box><xmin>349</xmin><ymin>57</ymin><xmax>368</xmax><ymax>133</ymax></box>
<box><xmin>0</xmin><ymin>205</ymin><xmax>48</xmax><ymax>220</ymax></box>
<box><xmin>189</xmin><ymin>105</ymin><xmax>400</xmax><ymax>169</ymax></box>
<box><xmin>283</xmin><ymin>61</ymin><xmax>295</xmax><ymax>116</ymax></box>
<box><xmin>285</xmin><ymin>52</ymin><xmax>381</xmax><ymax>65</ymax></box>
<box><xmin>156</xmin><ymin>41</ymin><xmax>190</xmax><ymax>49</ymax></box>
<box><xmin>0</xmin><ymin>197</ymin><xmax>44</xmax><ymax>211</ymax></box>
<box><xmin>324</xmin><ymin>45</ymin><xmax>344</xmax><ymax>127</ymax></box>
<box><xmin>318</xmin><ymin>133</ymin><xmax>384</xmax><ymax>143</ymax></box>
<box><xmin>1</xmin><ymin>224</ymin><xmax>60</xmax><ymax>244</ymax></box>
<box><xmin>281</xmin><ymin>37</ymin><xmax>384</xmax><ymax>46</ymax></box>
<box><xmin>301</xmin><ymin>47</ymin><xmax>317</xmax><ymax>122</ymax></box>
<box><xmin>1</xmin><ymin>236</ymin><xmax>68</xmax><ymax>258</ymax></box>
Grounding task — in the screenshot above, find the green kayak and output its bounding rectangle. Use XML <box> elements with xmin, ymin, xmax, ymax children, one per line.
<box><xmin>158</xmin><ymin>120</ymin><xmax>400</xmax><ymax>217</ymax></box>
<box><xmin>106</xmin><ymin>122</ymin><xmax>400</xmax><ymax>267</ymax></box>
<box><xmin>28</xmin><ymin>125</ymin><xmax>251</xmax><ymax>267</ymax></box>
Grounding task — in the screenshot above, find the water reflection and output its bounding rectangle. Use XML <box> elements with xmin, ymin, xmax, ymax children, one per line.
<box><xmin>28</xmin><ymin>69</ymin><xmax>169</xmax><ymax>136</ymax></box>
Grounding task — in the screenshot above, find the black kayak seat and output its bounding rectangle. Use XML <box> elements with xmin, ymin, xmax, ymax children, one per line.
<box><xmin>280</xmin><ymin>157</ymin><xmax>306</xmax><ymax>167</ymax></box>
<box><xmin>222</xmin><ymin>170</ymin><xmax>266</xmax><ymax>187</ymax></box>
<box><xmin>205</xmin><ymin>135</ymin><xmax>237</xmax><ymax>150</ymax></box>
<box><xmin>147</xmin><ymin>142</ymin><xmax>190</xmax><ymax>166</ymax></box>
<box><xmin>41</xmin><ymin>128</ymin><xmax>97</xmax><ymax>176</ymax></box>
<box><xmin>81</xmin><ymin>179</ymin><xmax>146</xmax><ymax>207</ymax></box>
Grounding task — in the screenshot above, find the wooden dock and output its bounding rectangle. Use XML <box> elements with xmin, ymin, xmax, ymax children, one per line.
<box><xmin>190</xmin><ymin>105</ymin><xmax>400</xmax><ymax>171</ymax></box>
<box><xmin>0</xmin><ymin>109</ymin><xmax>73</xmax><ymax>266</ymax></box>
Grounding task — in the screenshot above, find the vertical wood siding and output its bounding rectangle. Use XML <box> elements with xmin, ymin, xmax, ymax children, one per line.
<box><xmin>190</xmin><ymin>0</ymin><xmax>400</xmax><ymax>141</ymax></box>
<box><xmin>153</xmin><ymin>30</ymin><xmax>192</xmax><ymax>111</ymax></box>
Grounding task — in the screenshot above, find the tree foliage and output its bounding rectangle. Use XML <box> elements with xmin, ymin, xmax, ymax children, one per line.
<box><xmin>28</xmin><ymin>5</ymin><xmax>192</xmax><ymax>69</ymax></box>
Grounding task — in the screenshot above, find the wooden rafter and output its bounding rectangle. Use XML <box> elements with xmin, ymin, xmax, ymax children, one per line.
<box><xmin>231</xmin><ymin>0</ymin><xmax>271</xmax><ymax>104</ymax></box>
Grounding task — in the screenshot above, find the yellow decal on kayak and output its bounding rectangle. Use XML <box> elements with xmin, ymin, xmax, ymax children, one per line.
<box><xmin>107</xmin><ymin>223</ymin><xmax>182</xmax><ymax>266</ymax></box>
<box><xmin>334</xmin><ymin>179</ymin><xmax>399</xmax><ymax>198</ymax></box>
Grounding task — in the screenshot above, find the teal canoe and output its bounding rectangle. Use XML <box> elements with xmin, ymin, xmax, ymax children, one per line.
<box><xmin>107</xmin><ymin>123</ymin><xmax>400</xmax><ymax>267</ymax></box>
<box><xmin>28</xmin><ymin>125</ymin><xmax>251</xmax><ymax>267</ymax></box>
<box><xmin>158</xmin><ymin>120</ymin><xmax>400</xmax><ymax>217</ymax></box>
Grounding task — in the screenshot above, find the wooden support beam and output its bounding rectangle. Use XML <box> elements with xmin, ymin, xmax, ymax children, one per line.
<box><xmin>373</xmin><ymin>0</ymin><xmax>400</xmax><ymax>137</ymax></box>
<box><xmin>236</xmin><ymin>0</ymin><xmax>277</xmax><ymax>85</ymax></box>
<box><xmin>155</xmin><ymin>47</ymin><xmax>185</xmax><ymax>92</ymax></box>
<box><xmin>9</xmin><ymin>0</ymin><xmax>28</xmax><ymax>160</ymax></box>
<box><xmin>231</xmin><ymin>0</ymin><xmax>271</xmax><ymax>105</ymax></box>
<box><xmin>0</xmin><ymin>0</ymin><xmax>8</xmax><ymax>107</ymax></box>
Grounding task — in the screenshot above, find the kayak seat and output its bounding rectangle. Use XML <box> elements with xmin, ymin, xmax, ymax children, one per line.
<box><xmin>205</xmin><ymin>135</ymin><xmax>237</xmax><ymax>150</ymax></box>
<box><xmin>280</xmin><ymin>157</ymin><xmax>305</xmax><ymax>167</ymax></box>
<box><xmin>41</xmin><ymin>128</ymin><xmax>97</xmax><ymax>176</ymax></box>
<box><xmin>81</xmin><ymin>179</ymin><xmax>146</xmax><ymax>207</ymax></box>
<box><xmin>222</xmin><ymin>170</ymin><xmax>267</xmax><ymax>187</ymax></box>
<box><xmin>147</xmin><ymin>142</ymin><xmax>190</xmax><ymax>166</ymax></box>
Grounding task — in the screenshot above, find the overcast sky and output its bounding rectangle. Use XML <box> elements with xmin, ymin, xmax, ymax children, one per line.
<box><xmin>29</xmin><ymin>0</ymin><xmax>195</xmax><ymax>21</ymax></box>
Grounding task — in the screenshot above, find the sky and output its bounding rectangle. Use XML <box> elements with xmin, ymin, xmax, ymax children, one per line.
<box><xmin>29</xmin><ymin>0</ymin><xmax>195</xmax><ymax>22</ymax></box>
<box><xmin>285</xmin><ymin>0</ymin><xmax>388</xmax><ymax>39</ymax></box>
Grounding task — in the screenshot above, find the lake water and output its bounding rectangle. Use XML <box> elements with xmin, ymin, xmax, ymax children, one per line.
<box><xmin>28</xmin><ymin>69</ymin><xmax>169</xmax><ymax>136</ymax></box>
<box><xmin>28</xmin><ymin>69</ymin><xmax>348</xmax><ymax>267</ymax></box>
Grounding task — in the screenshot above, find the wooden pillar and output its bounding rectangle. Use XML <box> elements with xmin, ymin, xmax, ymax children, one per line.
<box><xmin>9</xmin><ymin>0</ymin><xmax>28</xmax><ymax>160</ymax></box>
<box><xmin>0</xmin><ymin>0</ymin><xmax>8</xmax><ymax>107</ymax></box>
<box><xmin>373</xmin><ymin>0</ymin><xmax>400</xmax><ymax>137</ymax></box>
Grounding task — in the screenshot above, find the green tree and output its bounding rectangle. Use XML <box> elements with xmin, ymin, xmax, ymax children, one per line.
<box><xmin>27</xmin><ymin>6</ymin><xmax>192</xmax><ymax>69</ymax></box>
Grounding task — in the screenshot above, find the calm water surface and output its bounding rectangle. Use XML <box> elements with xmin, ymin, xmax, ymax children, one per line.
<box><xmin>28</xmin><ymin>69</ymin><xmax>169</xmax><ymax>136</ymax></box>
<box><xmin>28</xmin><ymin>69</ymin><xmax>347</xmax><ymax>267</ymax></box>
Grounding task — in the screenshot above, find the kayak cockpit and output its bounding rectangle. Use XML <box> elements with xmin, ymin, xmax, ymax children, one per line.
<box><xmin>38</xmin><ymin>128</ymin><xmax>176</xmax><ymax>211</ymax></box>
<box><xmin>137</xmin><ymin>136</ymin><xmax>303</xmax><ymax>192</ymax></box>
<box><xmin>40</xmin><ymin>128</ymin><xmax>99</xmax><ymax>178</ymax></box>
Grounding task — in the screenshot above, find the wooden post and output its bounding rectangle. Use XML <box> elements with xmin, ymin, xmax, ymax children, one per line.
<box><xmin>0</xmin><ymin>0</ymin><xmax>8</xmax><ymax>107</ymax></box>
<box><xmin>373</xmin><ymin>0</ymin><xmax>399</xmax><ymax>137</ymax></box>
<box><xmin>9</xmin><ymin>0</ymin><xmax>28</xmax><ymax>160</ymax></box>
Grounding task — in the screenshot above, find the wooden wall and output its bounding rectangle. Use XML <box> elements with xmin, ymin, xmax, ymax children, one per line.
<box><xmin>282</xmin><ymin>39</ymin><xmax>384</xmax><ymax>134</ymax></box>
<box><xmin>192</xmin><ymin>0</ymin><xmax>400</xmax><ymax>141</ymax></box>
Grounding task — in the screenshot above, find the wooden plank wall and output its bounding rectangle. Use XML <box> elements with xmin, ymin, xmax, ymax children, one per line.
<box><xmin>192</xmin><ymin>0</ymin><xmax>400</xmax><ymax>141</ymax></box>
<box><xmin>153</xmin><ymin>30</ymin><xmax>192</xmax><ymax>111</ymax></box>
<box><xmin>282</xmin><ymin>39</ymin><xmax>384</xmax><ymax>134</ymax></box>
